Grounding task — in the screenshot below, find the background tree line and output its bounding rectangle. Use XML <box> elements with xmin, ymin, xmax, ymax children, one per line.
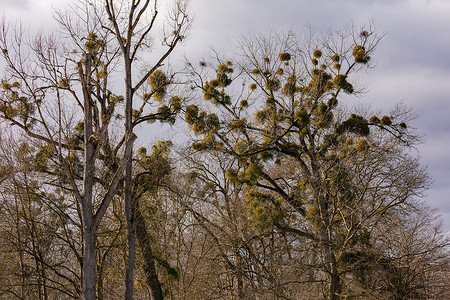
<box><xmin>0</xmin><ymin>0</ymin><xmax>449</xmax><ymax>299</ymax></box>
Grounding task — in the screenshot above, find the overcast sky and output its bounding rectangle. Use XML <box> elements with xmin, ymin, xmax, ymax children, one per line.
<box><xmin>3</xmin><ymin>0</ymin><xmax>450</xmax><ymax>230</ymax></box>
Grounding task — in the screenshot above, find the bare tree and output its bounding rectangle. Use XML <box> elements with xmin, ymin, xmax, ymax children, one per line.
<box><xmin>0</xmin><ymin>0</ymin><xmax>191</xmax><ymax>299</ymax></box>
<box><xmin>183</xmin><ymin>26</ymin><xmax>434</xmax><ymax>299</ymax></box>
<box><xmin>101</xmin><ymin>0</ymin><xmax>190</xmax><ymax>298</ymax></box>
<box><xmin>349</xmin><ymin>203</ymin><xmax>450</xmax><ymax>299</ymax></box>
<box><xmin>0</xmin><ymin>133</ymin><xmax>83</xmax><ymax>299</ymax></box>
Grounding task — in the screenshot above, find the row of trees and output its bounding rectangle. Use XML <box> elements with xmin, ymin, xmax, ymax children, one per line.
<box><xmin>0</xmin><ymin>0</ymin><xmax>449</xmax><ymax>299</ymax></box>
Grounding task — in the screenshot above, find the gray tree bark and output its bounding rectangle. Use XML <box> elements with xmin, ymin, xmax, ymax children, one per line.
<box><xmin>135</xmin><ymin>198</ymin><xmax>164</xmax><ymax>300</ymax></box>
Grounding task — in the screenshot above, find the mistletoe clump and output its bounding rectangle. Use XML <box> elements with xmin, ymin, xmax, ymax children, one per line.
<box><xmin>353</xmin><ymin>45</ymin><xmax>370</xmax><ymax>64</ymax></box>
<box><xmin>279</xmin><ymin>52</ymin><xmax>291</xmax><ymax>61</ymax></box>
<box><xmin>148</xmin><ymin>69</ymin><xmax>168</xmax><ymax>102</ymax></box>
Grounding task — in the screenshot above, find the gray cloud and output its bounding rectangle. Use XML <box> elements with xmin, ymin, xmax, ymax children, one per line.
<box><xmin>3</xmin><ymin>0</ymin><xmax>30</xmax><ymax>10</ymax></box>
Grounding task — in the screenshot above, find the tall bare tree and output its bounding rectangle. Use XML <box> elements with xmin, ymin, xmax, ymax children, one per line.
<box><xmin>0</xmin><ymin>1</ymin><xmax>190</xmax><ymax>299</ymax></box>
<box><xmin>101</xmin><ymin>0</ymin><xmax>190</xmax><ymax>298</ymax></box>
<box><xmin>183</xmin><ymin>26</ymin><xmax>434</xmax><ymax>299</ymax></box>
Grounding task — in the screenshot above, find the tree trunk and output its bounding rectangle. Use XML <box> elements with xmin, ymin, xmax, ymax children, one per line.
<box><xmin>313</xmin><ymin>169</ymin><xmax>342</xmax><ymax>300</ymax></box>
<box><xmin>82</xmin><ymin>225</ymin><xmax>97</xmax><ymax>300</ymax></box>
<box><xmin>124</xmin><ymin>52</ymin><xmax>136</xmax><ymax>300</ymax></box>
<box><xmin>80</xmin><ymin>53</ymin><xmax>97</xmax><ymax>300</ymax></box>
<box><xmin>236</xmin><ymin>253</ymin><xmax>245</xmax><ymax>299</ymax></box>
<box><xmin>319</xmin><ymin>225</ymin><xmax>342</xmax><ymax>300</ymax></box>
<box><xmin>329</xmin><ymin>272</ymin><xmax>342</xmax><ymax>300</ymax></box>
<box><xmin>135</xmin><ymin>198</ymin><xmax>164</xmax><ymax>300</ymax></box>
<box><xmin>125</xmin><ymin>160</ymin><xmax>136</xmax><ymax>300</ymax></box>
